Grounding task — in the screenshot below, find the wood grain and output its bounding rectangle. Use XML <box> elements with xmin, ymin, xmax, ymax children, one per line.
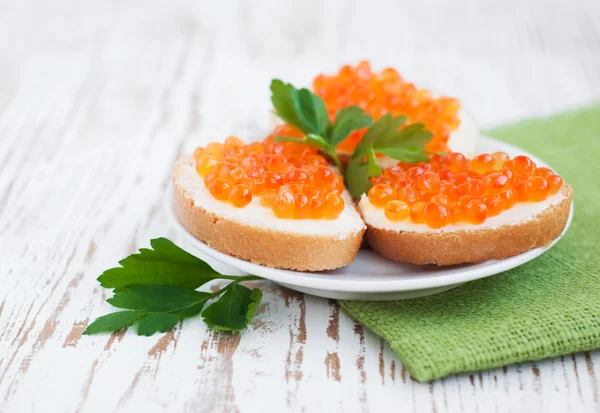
<box><xmin>1</xmin><ymin>0</ymin><xmax>599</xmax><ymax>412</ymax></box>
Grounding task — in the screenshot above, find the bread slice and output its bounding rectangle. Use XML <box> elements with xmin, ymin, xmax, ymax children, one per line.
<box><xmin>358</xmin><ymin>185</ymin><xmax>573</xmax><ymax>266</ymax></box>
<box><xmin>173</xmin><ymin>156</ymin><xmax>366</xmax><ymax>271</ymax></box>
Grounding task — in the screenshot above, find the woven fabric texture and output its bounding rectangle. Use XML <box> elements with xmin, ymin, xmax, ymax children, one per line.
<box><xmin>339</xmin><ymin>105</ymin><xmax>600</xmax><ymax>382</ymax></box>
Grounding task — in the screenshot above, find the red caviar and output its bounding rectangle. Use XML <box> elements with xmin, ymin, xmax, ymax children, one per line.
<box><xmin>313</xmin><ymin>60</ymin><xmax>461</xmax><ymax>154</ymax></box>
<box><xmin>367</xmin><ymin>152</ymin><xmax>565</xmax><ymax>228</ymax></box>
<box><xmin>384</xmin><ymin>200</ymin><xmax>410</xmax><ymax>221</ymax></box>
<box><xmin>193</xmin><ymin>126</ymin><xmax>344</xmax><ymax>220</ymax></box>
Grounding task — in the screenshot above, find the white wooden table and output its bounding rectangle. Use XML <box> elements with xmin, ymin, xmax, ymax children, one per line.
<box><xmin>1</xmin><ymin>1</ymin><xmax>600</xmax><ymax>412</ymax></box>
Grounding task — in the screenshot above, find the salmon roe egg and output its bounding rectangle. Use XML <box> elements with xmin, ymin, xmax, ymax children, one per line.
<box><xmin>547</xmin><ymin>174</ymin><xmax>563</xmax><ymax>195</ymax></box>
<box><xmin>384</xmin><ymin>200</ymin><xmax>410</xmax><ymax>221</ymax></box>
<box><xmin>264</xmin><ymin>171</ymin><xmax>283</xmax><ymax>190</ymax></box>
<box><xmin>285</xmin><ymin>168</ymin><xmax>310</xmax><ymax>184</ymax></box>
<box><xmin>492</xmin><ymin>152</ymin><xmax>509</xmax><ymax>170</ymax></box>
<box><xmin>481</xmin><ymin>193</ymin><xmax>503</xmax><ymax>217</ymax></box>
<box><xmin>534</xmin><ymin>167</ymin><xmax>554</xmax><ymax>177</ymax></box>
<box><xmin>397</xmin><ymin>186</ymin><xmax>418</xmax><ymax>204</ymax></box>
<box><xmin>384</xmin><ymin>165</ymin><xmax>405</xmax><ymax>180</ymax></box>
<box><xmin>440</xmin><ymin>182</ymin><xmax>461</xmax><ymax>203</ymax></box>
<box><xmin>461</xmin><ymin>179</ymin><xmax>484</xmax><ymax>197</ymax></box>
<box><xmin>368</xmin><ymin>184</ymin><xmax>396</xmax><ymax>207</ymax></box>
<box><xmin>430</xmin><ymin>194</ymin><xmax>449</xmax><ymax>205</ymax></box>
<box><xmin>324</xmin><ymin>193</ymin><xmax>344</xmax><ymax>219</ymax></box>
<box><xmin>483</xmin><ymin>173</ymin><xmax>512</xmax><ymax>193</ymax></box>
<box><xmin>499</xmin><ymin>167</ymin><xmax>516</xmax><ymax>183</ymax></box>
<box><xmin>415</xmin><ymin>172</ymin><xmax>441</xmax><ymax>194</ymax></box>
<box><xmin>208</xmin><ymin>178</ymin><xmax>232</xmax><ymax>201</ymax></box>
<box><xmin>499</xmin><ymin>188</ymin><xmax>517</xmax><ymax>210</ymax></box>
<box><xmin>249</xmin><ymin>172</ymin><xmax>266</xmax><ymax>195</ymax></box>
<box><xmin>447</xmin><ymin>204</ymin><xmax>462</xmax><ymax>223</ymax></box>
<box><xmin>260</xmin><ymin>190</ymin><xmax>277</xmax><ymax>208</ymax></box>
<box><xmin>506</xmin><ymin>155</ymin><xmax>536</xmax><ymax>175</ymax></box>
<box><xmin>410</xmin><ymin>202</ymin><xmax>426</xmax><ymax>224</ymax></box>
<box><xmin>461</xmin><ymin>199</ymin><xmax>488</xmax><ymax>224</ymax></box>
<box><xmin>196</xmin><ymin>132</ymin><xmax>344</xmax><ymax>220</ymax></box>
<box><xmin>369</xmin><ymin>152</ymin><xmax>564</xmax><ymax>228</ymax></box>
<box><xmin>195</xmin><ymin>154</ymin><xmax>218</xmax><ymax>177</ymax></box>
<box><xmin>310</xmin><ymin>195</ymin><xmax>326</xmax><ymax>219</ymax></box>
<box><xmin>311</xmin><ymin>165</ymin><xmax>335</xmax><ymax>186</ymax></box>
<box><xmin>229</xmin><ymin>184</ymin><xmax>252</xmax><ymax>208</ymax></box>
<box><xmin>446</xmin><ymin>153</ymin><xmax>469</xmax><ymax>173</ymax></box>
<box><xmin>273</xmin><ymin>185</ymin><xmax>296</xmax><ymax>218</ymax></box>
<box><xmin>527</xmin><ymin>176</ymin><xmax>551</xmax><ymax>202</ymax></box>
<box><xmin>424</xmin><ymin>202</ymin><xmax>450</xmax><ymax>229</ymax></box>
<box><xmin>225</xmin><ymin>136</ymin><xmax>244</xmax><ymax>151</ymax></box>
<box><xmin>294</xmin><ymin>193</ymin><xmax>311</xmax><ymax>219</ymax></box>
<box><xmin>471</xmin><ymin>154</ymin><xmax>494</xmax><ymax>174</ymax></box>
<box><xmin>193</xmin><ymin>146</ymin><xmax>205</xmax><ymax>160</ymax></box>
<box><xmin>205</xmin><ymin>142</ymin><xmax>225</xmax><ymax>159</ymax></box>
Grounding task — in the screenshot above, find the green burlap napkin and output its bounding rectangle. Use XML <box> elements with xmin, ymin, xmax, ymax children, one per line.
<box><xmin>340</xmin><ymin>104</ymin><xmax>600</xmax><ymax>382</ymax></box>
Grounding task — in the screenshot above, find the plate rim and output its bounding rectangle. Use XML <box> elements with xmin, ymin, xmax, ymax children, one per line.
<box><xmin>164</xmin><ymin>136</ymin><xmax>574</xmax><ymax>293</ymax></box>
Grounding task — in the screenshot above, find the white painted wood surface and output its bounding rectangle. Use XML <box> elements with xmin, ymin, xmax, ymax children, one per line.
<box><xmin>1</xmin><ymin>1</ymin><xmax>599</xmax><ymax>412</ymax></box>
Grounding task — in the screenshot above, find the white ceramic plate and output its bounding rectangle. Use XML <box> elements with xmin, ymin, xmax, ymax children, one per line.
<box><xmin>164</xmin><ymin>136</ymin><xmax>573</xmax><ymax>301</ymax></box>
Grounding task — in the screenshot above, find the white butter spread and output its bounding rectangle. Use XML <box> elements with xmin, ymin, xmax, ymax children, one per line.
<box><xmin>358</xmin><ymin>190</ymin><xmax>566</xmax><ymax>233</ymax></box>
<box><xmin>176</xmin><ymin>156</ymin><xmax>365</xmax><ymax>240</ymax></box>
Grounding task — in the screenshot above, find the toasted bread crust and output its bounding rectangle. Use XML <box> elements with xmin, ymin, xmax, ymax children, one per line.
<box><xmin>365</xmin><ymin>185</ymin><xmax>573</xmax><ymax>266</ymax></box>
<box><xmin>173</xmin><ymin>165</ymin><xmax>364</xmax><ymax>272</ymax></box>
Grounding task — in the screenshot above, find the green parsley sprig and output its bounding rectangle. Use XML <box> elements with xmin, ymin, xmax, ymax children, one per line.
<box><xmin>346</xmin><ymin>114</ymin><xmax>433</xmax><ymax>198</ymax></box>
<box><xmin>269</xmin><ymin>79</ymin><xmax>434</xmax><ymax>199</ymax></box>
<box><xmin>270</xmin><ymin>79</ymin><xmax>373</xmax><ymax>174</ymax></box>
<box><xmin>84</xmin><ymin>238</ymin><xmax>263</xmax><ymax>336</ymax></box>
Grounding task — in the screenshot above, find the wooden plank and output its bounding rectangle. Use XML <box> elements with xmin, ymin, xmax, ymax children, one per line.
<box><xmin>0</xmin><ymin>0</ymin><xmax>599</xmax><ymax>412</ymax></box>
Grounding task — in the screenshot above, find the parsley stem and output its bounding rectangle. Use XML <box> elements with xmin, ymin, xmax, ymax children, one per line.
<box><xmin>332</xmin><ymin>155</ymin><xmax>346</xmax><ymax>176</ymax></box>
<box><xmin>325</xmin><ymin>148</ymin><xmax>345</xmax><ymax>175</ymax></box>
<box><xmin>210</xmin><ymin>275</ymin><xmax>263</xmax><ymax>297</ymax></box>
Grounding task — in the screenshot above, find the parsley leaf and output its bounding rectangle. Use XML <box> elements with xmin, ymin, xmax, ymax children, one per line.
<box><xmin>97</xmin><ymin>238</ymin><xmax>221</xmax><ymax>289</ymax></box>
<box><xmin>346</xmin><ymin>157</ymin><xmax>373</xmax><ymax>199</ymax></box>
<box><xmin>270</xmin><ymin>80</ymin><xmax>328</xmax><ymax>136</ymax></box>
<box><xmin>374</xmin><ymin>122</ymin><xmax>432</xmax><ymax>149</ymax></box>
<box><xmin>305</xmin><ymin>133</ymin><xmax>330</xmax><ymax>149</ymax></box>
<box><xmin>296</xmin><ymin>88</ymin><xmax>329</xmax><ymax>136</ymax></box>
<box><xmin>346</xmin><ymin>114</ymin><xmax>432</xmax><ymax>198</ymax></box>
<box><xmin>274</xmin><ymin>134</ymin><xmax>329</xmax><ymax>152</ymax></box>
<box><xmin>108</xmin><ymin>284</ymin><xmax>212</xmax><ymax>317</ymax></box>
<box><xmin>355</xmin><ymin>114</ymin><xmax>406</xmax><ymax>153</ymax></box>
<box><xmin>376</xmin><ymin>147</ymin><xmax>430</xmax><ymax>163</ymax></box>
<box><xmin>366</xmin><ymin>149</ymin><xmax>381</xmax><ymax>177</ymax></box>
<box><xmin>202</xmin><ymin>283</ymin><xmax>263</xmax><ymax>331</ymax></box>
<box><xmin>345</xmin><ymin>148</ymin><xmax>382</xmax><ymax>198</ymax></box>
<box><xmin>330</xmin><ymin>106</ymin><xmax>373</xmax><ymax>146</ymax></box>
<box><xmin>86</xmin><ymin>238</ymin><xmax>265</xmax><ymax>337</ymax></box>
<box><xmin>83</xmin><ymin>311</ymin><xmax>142</xmax><ymax>335</ymax></box>
<box><xmin>270</xmin><ymin>80</ymin><xmax>312</xmax><ymax>133</ymax></box>
<box><xmin>270</xmin><ymin>79</ymin><xmax>373</xmax><ymax>175</ymax></box>
<box><xmin>137</xmin><ymin>313</ymin><xmax>181</xmax><ymax>336</ymax></box>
